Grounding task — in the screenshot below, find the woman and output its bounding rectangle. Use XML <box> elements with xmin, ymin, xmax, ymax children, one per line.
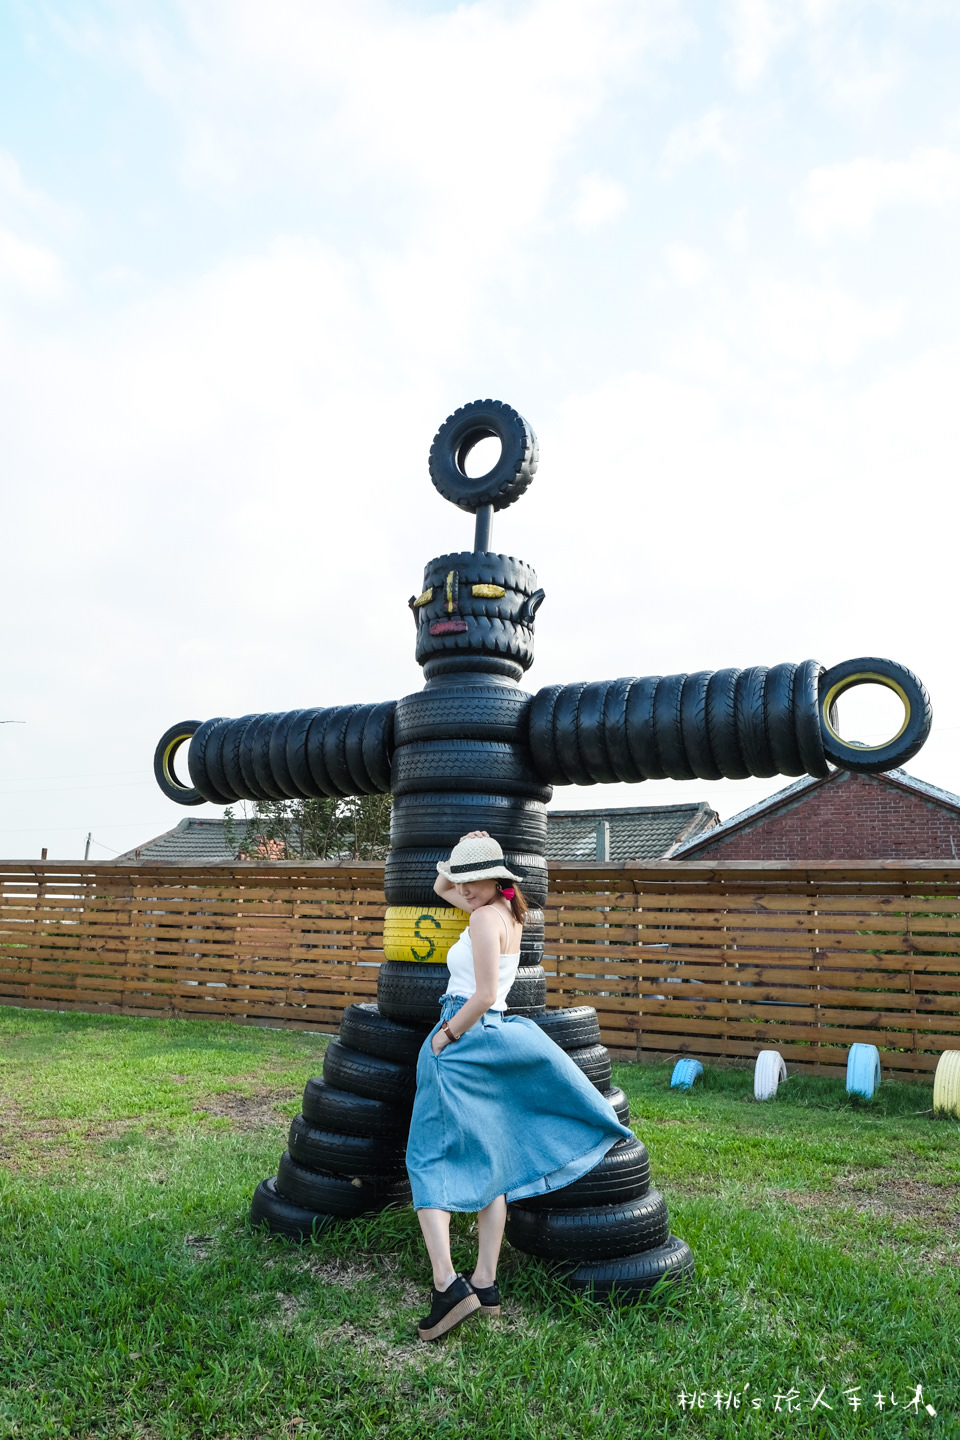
<box><xmin>406</xmin><ymin>832</ymin><xmax>632</xmax><ymax>1341</ymax></box>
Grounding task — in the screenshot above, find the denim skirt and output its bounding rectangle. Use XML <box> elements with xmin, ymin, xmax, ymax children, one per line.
<box><xmin>405</xmin><ymin>995</ymin><xmax>633</xmax><ymax>1213</ymax></box>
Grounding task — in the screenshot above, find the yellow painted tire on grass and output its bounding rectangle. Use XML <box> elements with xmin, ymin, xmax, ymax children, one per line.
<box><xmin>933</xmin><ymin>1050</ymin><xmax>960</xmax><ymax>1116</ymax></box>
<box><xmin>382</xmin><ymin>906</ymin><xmax>468</xmax><ymax>964</ymax></box>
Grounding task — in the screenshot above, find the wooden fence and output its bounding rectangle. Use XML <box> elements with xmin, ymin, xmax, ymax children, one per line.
<box><xmin>2</xmin><ymin>860</ymin><xmax>960</xmax><ymax>1078</ymax></box>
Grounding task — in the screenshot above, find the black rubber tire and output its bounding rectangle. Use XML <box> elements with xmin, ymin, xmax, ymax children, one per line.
<box><xmin>794</xmin><ymin>658</ymin><xmax>830</xmax><ymax>778</ymax></box>
<box><xmin>338</xmin><ymin>1002</ymin><xmax>428</xmax><ymax>1065</ymax></box>
<box><xmin>392</xmin><ymin>740</ymin><xmax>552</xmax><ymax>802</ymax></box>
<box><xmin>154</xmin><ymin>720</ymin><xmax>206</xmax><ymax>806</ymax></box>
<box><xmin>818</xmin><ymin>656</ymin><xmax>933</xmax><ymax>773</ymax></box>
<box><xmin>203</xmin><ymin>716</ymin><xmax>238</xmax><ymax>801</ymax></box>
<box><xmin>249</xmin><ymin>1176</ymin><xmax>336</xmax><ymax>1241</ymax></box>
<box><xmin>222</xmin><ymin>714</ymin><xmax>269</xmax><ymax>800</ymax></box>
<box><xmin>505</xmin><ymin>1190</ymin><xmax>669</xmax><ymax>1261</ymax></box>
<box><xmin>378</xmin><ymin>961</ymin><xmax>451</xmax><ymax>1025</ymax></box>
<box><xmin>322</xmin><ymin>1040</ymin><xmax>418</xmax><ymax>1104</ymax></box>
<box><xmin>532</xmin><ymin>1007</ymin><xmax>602</xmax><ymax>1051</ymax></box>
<box><xmin>269</xmin><ymin>708</ymin><xmax>309</xmax><ymax>798</ymax></box>
<box><xmin>389</xmin><ymin>792</ymin><xmax>547</xmax><ymax>852</ymax></box>
<box><xmin>429</xmin><ymin>400</ymin><xmax>538</xmax><ymax>514</ymax></box>
<box><xmin>343</xmin><ymin>706</ymin><xmax>371</xmax><ymax>794</ymax></box>
<box><xmin>653</xmin><ymin>673</ymin><xmax>694</xmax><ymax>781</ymax></box>
<box><xmin>736</xmin><ymin>666</ymin><xmax>776</xmax><ymax>778</ymax></box>
<box><xmin>249</xmin><ymin>714</ymin><xmax>288</xmax><ymax>800</ymax></box>
<box><xmin>527</xmin><ymin>683</ymin><xmax>565</xmax><ymax>785</ymax></box>
<box><xmin>287</xmin><ymin>1114</ymin><xmax>406</xmax><ymax>1176</ymax></box>
<box><xmin>553</xmin><ymin>682</ymin><xmax>591</xmax><ymax>787</ymax></box>
<box><xmin>504</xmin><ymin>965</ymin><xmax>546</xmax><ymax>1011</ymax></box>
<box><xmin>322</xmin><ymin>704</ymin><xmax>363</xmax><ymax>796</ymax></box>
<box><xmin>284</xmin><ymin>708</ymin><xmax>326</xmax><ymax>797</ymax></box>
<box><xmin>394</xmin><ymin>686</ymin><xmax>531</xmax><ymax>745</ymax></box>
<box><xmin>360</xmin><ymin>701</ymin><xmax>396</xmax><ymax>793</ymax></box>
<box><xmin>507</xmin><ymin>1004</ymin><xmax>548</xmax><ymax>1018</ymax></box>
<box><xmin>604</xmin><ymin>1086</ymin><xmax>630</xmax><ymax>1127</ymax></box>
<box><xmin>765</xmin><ymin>663</ymin><xmax>804</xmax><ymax>776</ymax></box>
<box><xmin>577</xmin><ymin>680</ymin><xmax>618</xmax><ymax>785</ymax></box>
<box><xmin>238</xmin><ymin>714</ymin><xmax>275</xmax><ymax>798</ymax></box>
<box><xmin>705</xmin><ymin>669</ymin><xmax>749</xmax><ymax>780</ymax></box>
<box><xmin>186</xmin><ymin>717</ymin><xmax>236</xmax><ymax>804</ymax></box>
<box><xmin>276</xmin><ymin>1151</ymin><xmax>411</xmax><ymax>1217</ymax></box>
<box><xmin>625</xmin><ymin>675</ymin><xmax>665</xmax><ymax>781</ymax></box>
<box><xmin>567</xmin><ymin>1043</ymin><xmax>613</xmax><ymax>1090</ymax></box>
<box><xmin>420</xmin><ymin>551</ymin><xmax>540</xmax><ymax>598</ymax></box>
<box><xmin>680</xmin><ymin>671</ymin><xmax>721</xmax><ymax>782</ymax></box>
<box><xmin>561</xmin><ymin>1235</ymin><xmax>695</xmax><ymax>1300</ymax></box>
<box><xmin>385</xmin><ymin>848</ymin><xmax>547</xmax><ymax>908</ymax></box>
<box><xmin>521</xmin><ymin>1137</ymin><xmax>650</xmax><ymax>1210</ymax></box>
<box><xmin>601</xmin><ymin>677</ymin><xmax>643</xmax><ymax>785</ymax></box>
<box><xmin>301</xmin><ymin>1077</ymin><xmax>412</xmax><ymax>1137</ymax></box>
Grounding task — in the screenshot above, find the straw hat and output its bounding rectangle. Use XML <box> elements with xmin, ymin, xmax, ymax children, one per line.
<box><xmin>436</xmin><ymin>835</ymin><xmax>521</xmax><ymax>886</ymax></box>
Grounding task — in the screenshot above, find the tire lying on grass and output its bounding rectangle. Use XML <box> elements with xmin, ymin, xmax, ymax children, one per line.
<box><xmin>250</xmin><ymin>1176</ymin><xmax>336</xmax><ymax>1242</ymax></box>
<box><xmin>276</xmin><ymin>1151</ymin><xmax>411</xmax><ymax>1217</ymax></box>
<box><xmin>559</xmin><ymin>1235</ymin><xmax>695</xmax><ymax>1300</ymax></box>
<box><xmin>301</xmin><ymin>1077</ymin><xmax>412</xmax><ymax>1137</ymax></box>
<box><xmin>505</xmin><ymin>1190</ymin><xmax>669</xmax><ymax>1261</ymax></box>
<box><xmin>287</xmin><ymin>1114</ymin><xmax>406</xmax><ymax>1176</ymax></box>
<box><xmin>519</xmin><ymin>1137</ymin><xmax>649</xmax><ymax>1210</ymax></box>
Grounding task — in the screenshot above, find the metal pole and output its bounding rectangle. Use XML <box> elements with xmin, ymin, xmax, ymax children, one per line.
<box><xmin>595</xmin><ymin>819</ymin><xmax>610</xmax><ymax>863</ymax></box>
<box><xmin>473</xmin><ymin>505</ymin><xmax>493</xmax><ymax>552</ymax></box>
<box><xmin>84</xmin><ymin>833</ymin><xmax>92</xmax><ymax>861</ymax></box>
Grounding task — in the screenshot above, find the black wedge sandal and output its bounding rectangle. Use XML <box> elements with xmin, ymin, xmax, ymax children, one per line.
<box><xmin>469</xmin><ymin>1277</ymin><xmax>501</xmax><ymax>1316</ymax></box>
<box><xmin>417</xmin><ymin>1274</ymin><xmax>481</xmax><ymax>1341</ymax></box>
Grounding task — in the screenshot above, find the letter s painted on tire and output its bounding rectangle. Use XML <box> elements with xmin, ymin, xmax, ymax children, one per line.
<box><xmin>412</xmin><ymin>912</ymin><xmax>441</xmax><ymax>961</ymax></box>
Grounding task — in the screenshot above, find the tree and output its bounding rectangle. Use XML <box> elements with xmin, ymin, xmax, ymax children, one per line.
<box><xmin>223</xmin><ymin>793</ymin><xmax>392</xmax><ymax>862</ymax></box>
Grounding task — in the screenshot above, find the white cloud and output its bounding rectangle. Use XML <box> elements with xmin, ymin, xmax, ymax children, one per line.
<box><xmin>723</xmin><ymin>0</ymin><xmax>795</xmax><ymax>87</ymax></box>
<box><xmin>796</xmin><ymin>148</ymin><xmax>960</xmax><ymax>238</ymax></box>
<box><xmin>572</xmin><ymin>173</ymin><xmax>628</xmax><ymax>231</ymax></box>
<box><xmin>0</xmin><ymin>224</ymin><xmax>63</xmax><ymax>299</ymax></box>
<box><xmin>749</xmin><ymin>280</ymin><xmax>901</xmax><ymax>369</ymax></box>
<box><xmin>662</xmin><ymin>108</ymin><xmax>737</xmax><ymax>171</ymax></box>
<box><xmin>665</xmin><ymin>242</ymin><xmax>708</xmax><ymax>286</ymax></box>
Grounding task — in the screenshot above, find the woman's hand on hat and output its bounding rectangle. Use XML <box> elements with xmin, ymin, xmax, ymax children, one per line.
<box><xmin>460</xmin><ymin>830</ymin><xmax>490</xmax><ymax>841</ymax></box>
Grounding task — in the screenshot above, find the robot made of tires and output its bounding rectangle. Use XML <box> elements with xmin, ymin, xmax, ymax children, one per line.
<box><xmin>155</xmin><ymin>399</ymin><xmax>933</xmax><ymax>1303</ymax></box>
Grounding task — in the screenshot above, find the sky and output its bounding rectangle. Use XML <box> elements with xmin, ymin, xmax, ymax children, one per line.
<box><xmin>2</xmin><ymin>0</ymin><xmax>960</xmax><ymax>859</ymax></box>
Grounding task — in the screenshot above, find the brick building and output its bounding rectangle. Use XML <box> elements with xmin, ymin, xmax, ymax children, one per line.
<box><xmin>671</xmin><ymin>768</ymin><xmax>960</xmax><ymax>862</ymax></box>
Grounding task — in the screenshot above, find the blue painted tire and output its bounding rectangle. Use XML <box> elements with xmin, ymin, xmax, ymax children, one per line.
<box><xmin>670</xmin><ymin>1058</ymin><xmax>703</xmax><ymax>1090</ymax></box>
<box><xmin>846</xmin><ymin>1043</ymin><xmax>881</xmax><ymax>1098</ymax></box>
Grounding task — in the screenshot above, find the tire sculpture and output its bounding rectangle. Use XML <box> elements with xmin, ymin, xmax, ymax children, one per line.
<box><xmin>154</xmin><ymin>398</ymin><xmax>935</xmax><ymax>1305</ymax></box>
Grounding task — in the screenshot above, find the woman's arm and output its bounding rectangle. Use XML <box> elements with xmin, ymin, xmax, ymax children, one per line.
<box><xmin>431</xmin><ymin>907</ymin><xmax>501</xmax><ymax>1054</ymax></box>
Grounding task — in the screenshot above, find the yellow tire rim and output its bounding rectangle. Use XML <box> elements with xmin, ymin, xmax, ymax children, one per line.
<box><xmin>820</xmin><ymin>671</ymin><xmax>910</xmax><ymax>752</ymax></box>
<box><xmin>383</xmin><ymin>906</ymin><xmax>468</xmax><ymax>964</ymax></box>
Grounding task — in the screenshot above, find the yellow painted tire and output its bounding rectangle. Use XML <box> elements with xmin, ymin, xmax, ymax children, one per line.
<box><xmin>382</xmin><ymin>906</ymin><xmax>468</xmax><ymax>964</ymax></box>
<box><xmin>933</xmin><ymin>1050</ymin><xmax>960</xmax><ymax>1116</ymax></box>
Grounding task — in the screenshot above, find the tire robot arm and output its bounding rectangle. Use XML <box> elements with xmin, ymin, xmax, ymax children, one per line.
<box><xmin>154</xmin><ymin>703</ymin><xmax>396</xmax><ymax>808</ymax></box>
<box><xmin>526</xmin><ymin>658</ymin><xmax>932</xmax><ymax>787</ymax></box>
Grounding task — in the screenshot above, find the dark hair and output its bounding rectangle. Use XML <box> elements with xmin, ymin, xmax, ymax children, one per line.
<box><xmin>498</xmin><ymin>881</ymin><xmax>529</xmax><ymax>925</ymax></box>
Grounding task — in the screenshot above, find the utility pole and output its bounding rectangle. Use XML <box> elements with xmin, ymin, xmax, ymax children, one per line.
<box><xmin>84</xmin><ymin>833</ymin><xmax>92</xmax><ymax>860</ymax></box>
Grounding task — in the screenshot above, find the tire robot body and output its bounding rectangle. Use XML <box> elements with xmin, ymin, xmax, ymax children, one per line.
<box><xmin>155</xmin><ymin>399</ymin><xmax>935</xmax><ymax>1304</ymax></box>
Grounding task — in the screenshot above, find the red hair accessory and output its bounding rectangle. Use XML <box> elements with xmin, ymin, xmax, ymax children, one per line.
<box><xmin>500</xmin><ymin>887</ymin><xmax>515</xmax><ymax>899</ymax></box>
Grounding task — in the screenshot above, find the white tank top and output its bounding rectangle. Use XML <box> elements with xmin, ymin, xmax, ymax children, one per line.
<box><xmin>443</xmin><ymin>921</ymin><xmax>521</xmax><ymax>1012</ymax></box>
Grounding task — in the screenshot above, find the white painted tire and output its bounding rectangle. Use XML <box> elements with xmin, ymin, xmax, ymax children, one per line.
<box><xmin>933</xmin><ymin>1050</ymin><xmax>960</xmax><ymax>1116</ymax></box>
<box><xmin>754</xmin><ymin>1049</ymin><xmax>787</xmax><ymax>1101</ymax></box>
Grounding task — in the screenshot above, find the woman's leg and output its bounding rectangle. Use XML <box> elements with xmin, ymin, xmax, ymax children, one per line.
<box><xmin>472</xmin><ymin>1194</ymin><xmax>506</xmax><ymax>1287</ymax></box>
<box><xmin>417</xmin><ymin>1208</ymin><xmax>457</xmax><ymax>1291</ymax></box>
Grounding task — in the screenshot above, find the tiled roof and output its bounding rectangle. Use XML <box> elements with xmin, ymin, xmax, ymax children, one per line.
<box><xmin>671</xmin><ymin>767</ymin><xmax>960</xmax><ymax>857</ymax></box>
<box><xmin>115</xmin><ymin>817</ymin><xmax>258</xmax><ymax>864</ymax></box>
<box><xmin>545</xmin><ymin>803</ymin><xmax>718</xmax><ymax>862</ymax></box>
<box><xmin>119</xmin><ymin>804</ymin><xmax>719</xmax><ymax>865</ymax></box>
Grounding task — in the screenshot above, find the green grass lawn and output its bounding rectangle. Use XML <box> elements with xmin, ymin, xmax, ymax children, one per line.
<box><xmin>1</xmin><ymin>1006</ymin><xmax>958</xmax><ymax>1440</ymax></box>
